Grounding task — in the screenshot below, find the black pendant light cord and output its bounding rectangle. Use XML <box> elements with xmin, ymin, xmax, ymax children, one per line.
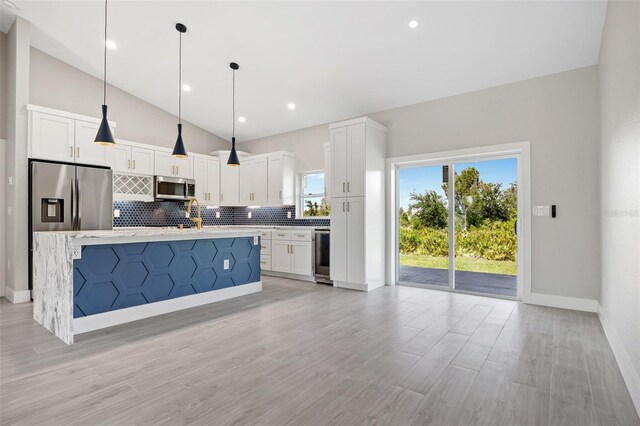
<box><xmin>103</xmin><ymin>0</ymin><xmax>108</xmax><ymax>105</ymax></box>
<box><xmin>232</xmin><ymin>68</ymin><xmax>236</xmax><ymax>138</ymax></box>
<box><xmin>178</xmin><ymin>30</ymin><xmax>182</xmax><ymax>125</ymax></box>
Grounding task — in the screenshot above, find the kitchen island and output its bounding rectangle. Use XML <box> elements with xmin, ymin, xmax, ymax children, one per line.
<box><xmin>33</xmin><ymin>228</ymin><xmax>262</xmax><ymax>344</ymax></box>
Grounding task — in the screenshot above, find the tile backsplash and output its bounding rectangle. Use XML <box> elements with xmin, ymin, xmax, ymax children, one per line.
<box><xmin>113</xmin><ymin>201</ymin><xmax>330</xmax><ymax>228</ymax></box>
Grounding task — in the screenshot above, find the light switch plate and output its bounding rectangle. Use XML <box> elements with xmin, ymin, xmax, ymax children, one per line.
<box><xmin>215</xmin><ymin>211</ymin><xmax>220</xmax><ymax>218</ymax></box>
<box><xmin>72</xmin><ymin>246</ymin><xmax>82</xmax><ymax>260</ymax></box>
<box><xmin>287</xmin><ymin>211</ymin><xmax>292</xmax><ymax>219</ymax></box>
<box><xmin>534</xmin><ymin>205</ymin><xmax>550</xmax><ymax>216</ymax></box>
<box><xmin>224</xmin><ymin>259</ymin><xmax>230</xmax><ymax>270</ymax></box>
<box><xmin>113</xmin><ymin>209</ymin><xmax>120</xmax><ymax>218</ymax></box>
<box><xmin>248</xmin><ymin>212</ymin><xmax>252</xmax><ymax>219</ymax></box>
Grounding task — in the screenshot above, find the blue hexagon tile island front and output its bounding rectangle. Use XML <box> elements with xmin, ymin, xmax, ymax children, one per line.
<box><xmin>73</xmin><ymin>237</ymin><xmax>260</xmax><ymax>318</ymax></box>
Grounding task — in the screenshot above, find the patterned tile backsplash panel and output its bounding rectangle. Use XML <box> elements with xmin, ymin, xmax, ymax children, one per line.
<box><xmin>113</xmin><ymin>201</ymin><xmax>330</xmax><ymax>228</ymax></box>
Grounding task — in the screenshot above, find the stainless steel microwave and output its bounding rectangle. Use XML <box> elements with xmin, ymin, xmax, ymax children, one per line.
<box><xmin>154</xmin><ymin>176</ymin><xmax>196</xmax><ymax>201</ymax></box>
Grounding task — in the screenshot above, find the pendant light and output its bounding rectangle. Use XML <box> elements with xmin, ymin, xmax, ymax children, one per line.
<box><xmin>227</xmin><ymin>62</ymin><xmax>240</xmax><ymax>166</ymax></box>
<box><xmin>171</xmin><ymin>23</ymin><xmax>188</xmax><ymax>158</ymax></box>
<box><xmin>94</xmin><ymin>0</ymin><xmax>116</xmax><ymax>146</ymax></box>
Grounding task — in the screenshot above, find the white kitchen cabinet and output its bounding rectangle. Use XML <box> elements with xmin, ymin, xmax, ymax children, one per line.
<box><xmin>193</xmin><ymin>155</ymin><xmax>220</xmax><ymax>205</ymax></box>
<box><xmin>74</xmin><ymin>121</ymin><xmax>108</xmax><ymax>166</ymax></box>
<box><xmin>329</xmin><ymin>117</ymin><xmax>387</xmax><ymax>291</ymax></box>
<box><xmin>28</xmin><ymin>107</ymin><xmax>115</xmax><ymax>167</ymax></box>
<box><xmin>30</xmin><ymin>111</ymin><xmax>75</xmax><ymax>163</ymax></box>
<box><xmin>324</xmin><ymin>142</ymin><xmax>331</xmax><ymax>198</ymax></box>
<box><xmin>240</xmin><ymin>157</ymin><xmax>268</xmax><ymax>205</ymax></box>
<box><xmin>108</xmin><ymin>141</ymin><xmax>154</xmax><ymax>174</ymax></box>
<box><xmin>219</xmin><ymin>160</ymin><xmax>240</xmax><ymax>205</ymax></box>
<box><xmin>269</xmin><ymin>230</ymin><xmax>313</xmax><ymax>276</ymax></box>
<box><xmin>291</xmin><ymin>241</ymin><xmax>312</xmax><ymax>276</ymax></box>
<box><xmin>268</xmin><ymin>153</ymin><xmax>295</xmax><ymax>206</ymax></box>
<box><xmin>154</xmin><ymin>151</ymin><xmax>193</xmax><ymax>179</ymax></box>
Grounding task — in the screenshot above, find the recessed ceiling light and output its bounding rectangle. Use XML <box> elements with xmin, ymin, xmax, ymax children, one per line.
<box><xmin>408</xmin><ymin>20</ymin><xmax>419</xmax><ymax>29</ymax></box>
<box><xmin>182</xmin><ymin>84</ymin><xmax>192</xmax><ymax>92</ymax></box>
<box><xmin>287</xmin><ymin>102</ymin><xmax>296</xmax><ymax>110</ymax></box>
<box><xmin>238</xmin><ymin>116</ymin><xmax>246</xmax><ymax>123</ymax></box>
<box><xmin>105</xmin><ymin>39</ymin><xmax>117</xmax><ymax>50</ymax></box>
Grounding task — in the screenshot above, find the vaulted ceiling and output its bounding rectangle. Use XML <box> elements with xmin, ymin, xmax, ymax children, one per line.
<box><xmin>1</xmin><ymin>1</ymin><xmax>607</xmax><ymax>141</ymax></box>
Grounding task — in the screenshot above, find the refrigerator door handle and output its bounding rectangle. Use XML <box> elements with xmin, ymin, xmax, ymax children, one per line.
<box><xmin>71</xmin><ymin>178</ymin><xmax>76</xmax><ymax>230</ymax></box>
<box><xmin>76</xmin><ymin>178</ymin><xmax>82</xmax><ymax>230</ymax></box>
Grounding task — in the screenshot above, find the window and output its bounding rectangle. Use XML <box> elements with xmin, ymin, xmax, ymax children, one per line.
<box><xmin>299</xmin><ymin>171</ymin><xmax>330</xmax><ymax>217</ymax></box>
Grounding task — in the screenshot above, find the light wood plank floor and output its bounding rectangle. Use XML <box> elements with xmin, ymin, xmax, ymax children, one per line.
<box><xmin>1</xmin><ymin>276</ymin><xmax>638</xmax><ymax>425</ymax></box>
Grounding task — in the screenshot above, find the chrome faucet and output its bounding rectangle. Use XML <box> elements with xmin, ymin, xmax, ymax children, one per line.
<box><xmin>186</xmin><ymin>198</ymin><xmax>202</xmax><ymax>231</ymax></box>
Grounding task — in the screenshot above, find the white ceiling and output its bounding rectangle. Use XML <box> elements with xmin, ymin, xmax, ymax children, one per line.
<box><xmin>1</xmin><ymin>1</ymin><xmax>607</xmax><ymax>142</ymax></box>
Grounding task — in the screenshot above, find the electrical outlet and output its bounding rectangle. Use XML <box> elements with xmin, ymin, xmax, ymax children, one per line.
<box><xmin>72</xmin><ymin>246</ymin><xmax>82</xmax><ymax>260</ymax></box>
<box><xmin>7</xmin><ymin>206</ymin><xmax>12</xmax><ymax>216</ymax></box>
<box><xmin>216</xmin><ymin>211</ymin><xmax>220</xmax><ymax>218</ymax></box>
<box><xmin>254</xmin><ymin>236</ymin><xmax>259</xmax><ymax>245</ymax></box>
<box><xmin>287</xmin><ymin>211</ymin><xmax>292</xmax><ymax>219</ymax></box>
<box><xmin>7</xmin><ymin>176</ymin><xmax>13</xmax><ymax>185</ymax></box>
<box><xmin>113</xmin><ymin>209</ymin><xmax>120</xmax><ymax>218</ymax></box>
<box><xmin>224</xmin><ymin>259</ymin><xmax>230</xmax><ymax>270</ymax></box>
<box><xmin>248</xmin><ymin>212</ymin><xmax>252</xmax><ymax>219</ymax></box>
<box><xmin>185</xmin><ymin>212</ymin><xmax>190</xmax><ymax>218</ymax></box>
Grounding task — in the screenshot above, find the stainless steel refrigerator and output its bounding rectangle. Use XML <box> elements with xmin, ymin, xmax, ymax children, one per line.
<box><xmin>29</xmin><ymin>160</ymin><xmax>113</xmax><ymax>289</ymax></box>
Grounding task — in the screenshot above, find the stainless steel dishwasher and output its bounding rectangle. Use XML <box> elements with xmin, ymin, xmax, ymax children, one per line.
<box><xmin>313</xmin><ymin>229</ymin><xmax>332</xmax><ymax>284</ymax></box>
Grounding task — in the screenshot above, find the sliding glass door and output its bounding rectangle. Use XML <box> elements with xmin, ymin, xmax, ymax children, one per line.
<box><xmin>397</xmin><ymin>156</ymin><xmax>520</xmax><ymax>298</ymax></box>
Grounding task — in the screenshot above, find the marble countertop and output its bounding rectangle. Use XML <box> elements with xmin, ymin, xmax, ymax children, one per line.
<box><xmin>34</xmin><ymin>227</ymin><xmax>263</xmax><ymax>246</ymax></box>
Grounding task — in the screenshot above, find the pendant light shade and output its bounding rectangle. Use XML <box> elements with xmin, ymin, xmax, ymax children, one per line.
<box><xmin>94</xmin><ymin>0</ymin><xmax>115</xmax><ymax>146</ymax></box>
<box><xmin>227</xmin><ymin>62</ymin><xmax>240</xmax><ymax>166</ymax></box>
<box><xmin>172</xmin><ymin>23</ymin><xmax>189</xmax><ymax>158</ymax></box>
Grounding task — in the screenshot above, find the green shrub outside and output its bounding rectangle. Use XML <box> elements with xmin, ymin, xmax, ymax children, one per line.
<box><xmin>399</xmin><ymin>219</ymin><xmax>516</xmax><ymax>261</ymax></box>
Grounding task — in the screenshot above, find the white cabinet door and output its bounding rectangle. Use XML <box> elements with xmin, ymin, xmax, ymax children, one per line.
<box><xmin>107</xmin><ymin>144</ymin><xmax>131</xmax><ymax>173</ymax></box>
<box><xmin>130</xmin><ymin>147</ymin><xmax>154</xmax><ymax>175</ymax></box>
<box><xmin>30</xmin><ymin>112</ymin><xmax>75</xmax><ymax>162</ymax></box>
<box><xmin>154</xmin><ymin>151</ymin><xmax>174</xmax><ymax>176</ymax></box>
<box><xmin>206</xmin><ymin>158</ymin><xmax>220</xmax><ymax>205</ymax></box>
<box><xmin>346</xmin><ymin>197</ymin><xmax>365</xmax><ymax>284</ymax></box>
<box><xmin>330</xmin><ymin>197</ymin><xmax>348</xmax><ymax>282</ymax></box>
<box><xmin>220</xmin><ymin>162</ymin><xmax>240</xmax><ymax>205</ymax></box>
<box><xmin>291</xmin><ymin>241</ymin><xmax>312</xmax><ymax>276</ymax></box>
<box><xmin>268</xmin><ymin>155</ymin><xmax>283</xmax><ymax>204</ymax></box>
<box><xmin>330</xmin><ymin>126</ymin><xmax>348</xmax><ymax>197</ymax></box>
<box><xmin>174</xmin><ymin>156</ymin><xmax>193</xmax><ymax>179</ymax></box>
<box><xmin>324</xmin><ymin>142</ymin><xmax>331</xmax><ymax>198</ymax></box>
<box><xmin>75</xmin><ymin>120</ymin><xmax>108</xmax><ymax>166</ymax></box>
<box><xmin>271</xmin><ymin>241</ymin><xmax>291</xmax><ymax>273</ymax></box>
<box><xmin>192</xmin><ymin>156</ymin><xmax>207</xmax><ymax>201</ymax></box>
<box><xmin>252</xmin><ymin>157</ymin><xmax>269</xmax><ymax>205</ymax></box>
<box><xmin>346</xmin><ymin>123</ymin><xmax>366</xmax><ymax>197</ymax></box>
<box><xmin>239</xmin><ymin>160</ymin><xmax>253</xmax><ymax>205</ymax></box>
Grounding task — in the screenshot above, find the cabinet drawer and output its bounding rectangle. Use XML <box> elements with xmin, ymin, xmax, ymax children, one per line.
<box><xmin>259</xmin><ymin>230</ymin><xmax>272</xmax><ymax>240</ymax></box>
<box><xmin>259</xmin><ymin>239</ymin><xmax>271</xmax><ymax>255</ymax></box>
<box><xmin>272</xmin><ymin>230</ymin><xmax>292</xmax><ymax>241</ymax></box>
<box><xmin>291</xmin><ymin>229</ymin><xmax>312</xmax><ymax>242</ymax></box>
<box><xmin>260</xmin><ymin>255</ymin><xmax>271</xmax><ymax>271</ymax></box>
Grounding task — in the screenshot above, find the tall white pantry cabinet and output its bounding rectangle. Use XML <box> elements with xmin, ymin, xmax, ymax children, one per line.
<box><xmin>329</xmin><ymin>117</ymin><xmax>386</xmax><ymax>291</ymax></box>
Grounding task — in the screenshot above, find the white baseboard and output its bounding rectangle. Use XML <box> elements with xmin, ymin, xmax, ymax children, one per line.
<box><xmin>598</xmin><ymin>304</ymin><xmax>640</xmax><ymax>416</ymax></box>
<box><xmin>74</xmin><ymin>282</ymin><xmax>262</xmax><ymax>335</ymax></box>
<box><xmin>4</xmin><ymin>287</ymin><xmax>31</xmax><ymax>304</ymax></box>
<box><xmin>334</xmin><ymin>281</ymin><xmax>369</xmax><ymax>291</ymax></box>
<box><xmin>528</xmin><ymin>292</ymin><xmax>598</xmax><ymax>312</ymax></box>
<box><xmin>261</xmin><ymin>270</ymin><xmax>316</xmax><ymax>283</ymax></box>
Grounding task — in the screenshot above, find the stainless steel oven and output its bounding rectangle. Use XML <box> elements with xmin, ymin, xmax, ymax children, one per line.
<box><xmin>154</xmin><ymin>176</ymin><xmax>196</xmax><ymax>201</ymax></box>
<box><xmin>314</xmin><ymin>229</ymin><xmax>331</xmax><ymax>284</ymax></box>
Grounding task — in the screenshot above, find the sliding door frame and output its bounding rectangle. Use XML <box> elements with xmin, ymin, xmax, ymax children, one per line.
<box><xmin>386</xmin><ymin>141</ymin><xmax>531</xmax><ymax>302</ymax></box>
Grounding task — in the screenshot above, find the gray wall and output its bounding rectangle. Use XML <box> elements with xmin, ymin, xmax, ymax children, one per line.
<box><xmin>0</xmin><ymin>32</ymin><xmax>7</xmax><ymax>139</ymax></box>
<box><xmin>242</xmin><ymin>66</ymin><xmax>601</xmax><ymax>301</ymax></box>
<box><xmin>599</xmin><ymin>0</ymin><xmax>640</xmax><ymax>406</ymax></box>
<box><xmin>29</xmin><ymin>47</ymin><xmax>229</xmax><ymax>154</ymax></box>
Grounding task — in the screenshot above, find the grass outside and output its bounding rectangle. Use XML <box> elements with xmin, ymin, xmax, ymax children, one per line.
<box><xmin>400</xmin><ymin>254</ymin><xmax>517</xmax><ymax>276</ymax></box>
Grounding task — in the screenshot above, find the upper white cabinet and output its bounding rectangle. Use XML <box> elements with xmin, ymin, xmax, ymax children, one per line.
<box><xmin>154</xmin><ymin>150</ymin><xmax>193</xmax><ymax>179</ymax></box>
<box><xmin>29</xmin><ymin>107</ymin><xmax>114</xmax><ymax>166</ymax></box>
<box><xmin>268</xmin><ymin>152</ymin><xmax>295</xmax><ymax>206</ymax></box>
<box><xmin>324</xmin><ymin>142</ymin><xmax>331</xmax><ymax>198</ymax></box>
<box><xmin>331</xmin><ymin>122</ymin><xmax>366</xmax><ymax>197</ymax></box>
<box><xmin>216</xmin><ymin>152</ymin><xmax>241</xmax><ymax>206</ymax></box>
<box><xmin>239</xmin><ymin>157</ymin><xmax>268</xmax><ymax>205</ymax></box>
<box><xmin>193</xmin><ymin>155</ymin><xmax>220</xmax><ymax>205</ymax></box>
<box><xmin>329</xmin><ymin>117</ymin><xmax>387</xmax><ymax>292</ymax></box>
<box><xmin>107</xmin><ymin>140</ymin><xmax>154</xmax><ymax>175</ymax></box>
